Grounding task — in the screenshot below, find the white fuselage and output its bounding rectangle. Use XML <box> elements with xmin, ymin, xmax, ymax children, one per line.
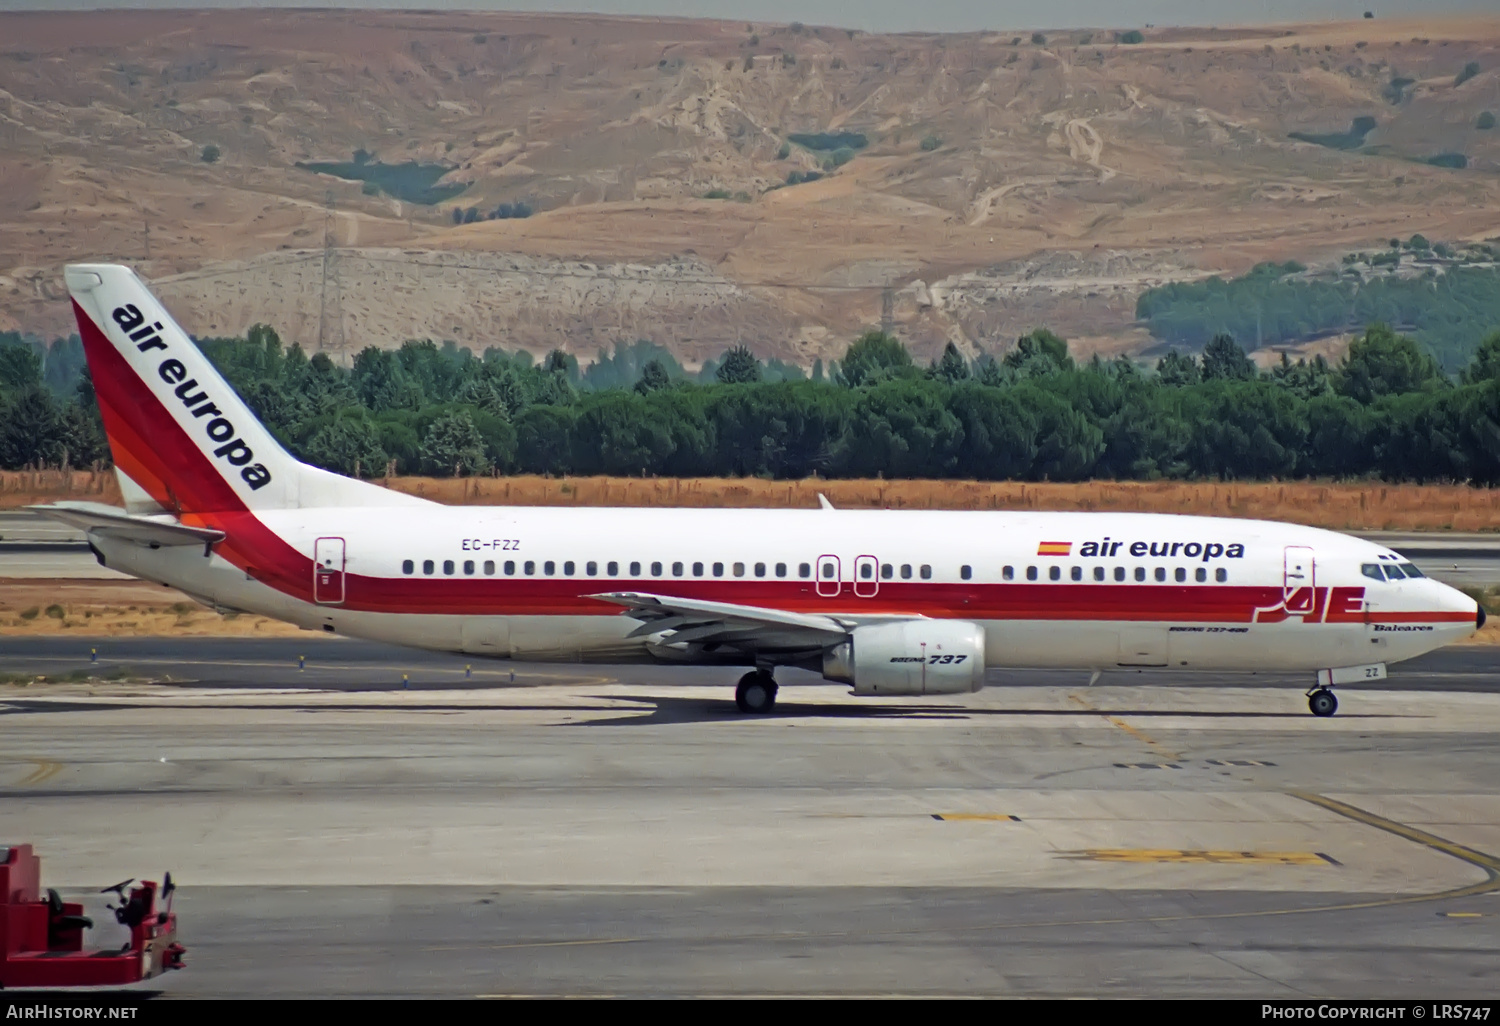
<box><xmin>92</xmin><ymin>506</ymin><xmax>1478</xmax><ymax>673</ymax></box>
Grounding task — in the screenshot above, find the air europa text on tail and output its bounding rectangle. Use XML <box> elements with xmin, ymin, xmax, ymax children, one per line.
<box><xmin>111</xmin><ymin>303</ymin><xmax>272</xmax><ymax>490</ymax></box>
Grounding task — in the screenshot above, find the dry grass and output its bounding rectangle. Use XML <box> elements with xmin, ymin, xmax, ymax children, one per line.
<box><xmin>0</xmin><ymin>579</ymin><xmax>307</xmax><ymax>638</ymax></box>
<box><xmin>8</xmin><ymin>470</ymin><xmax>1500</xmax><ymax>531</ymax></box>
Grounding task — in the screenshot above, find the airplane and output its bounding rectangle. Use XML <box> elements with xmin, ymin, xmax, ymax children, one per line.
<box><xmin>34</xmin><ymin>263</ymin><xmax>1484</xmax><ymax>717</ymax></box>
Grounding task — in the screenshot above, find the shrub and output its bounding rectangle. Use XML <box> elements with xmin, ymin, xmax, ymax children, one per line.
<box><xmin>44</xmin><ymin>604</ymin><xmax>64</xmax><ymax>619</ymax></box>
<box><xmin>296</xmin><ymin>160</ymin><xmax>466</xmax><ymax>206</ymax></box>
<box><xmin>786</xmin><ymin>131</ymin><xmax>867</xmax><ymax>151</ymax></box>
<box><xmin>200</xmin><ymin>144</ymin><xmax>220</xmax><ymax>163</ymax></box>
<box><xmin>785</xmin><ymin>170</ymin><xmax>824</xmax><ymax>186</ymax></box>
<box><xmin>361</xmin><ymin>180</ymin><xmax>379</xmax><ymax>196</ymax></box>
<box><xmin>19</xmin><ymin>607</ymin><xmax>38</xmax><ymax>620</ymax></box>
<box><xmin>1117</xmin><ymin>30</ymin><xmax>1145</xmax><ymax>44</ymax></box>
<box><xmin>1456</xmin><ymin>61</ymin><xmax>1480</xmax><ymax>87</ymax></box>
<box><xmin>828</xmin><ymin>146</ymin><xmax>855</xmax><ymax>168</ymax></box>
<box><xmin>1479</xmin><ymin>111</ymin><xmax>1496</xmax><ymax>130</ymax></box>
<box><xmin>1031</xmin><ymin>32</ymin><xmax>1047</xmax><ymax>45</ymax></box>
<box><xmin>703</xmin><ymin>188</ymin><xmax>732</xmax><ymax>200</ymax></box>
<box><xmin>920</xmin><ymin>134</ymin><xmax>941</xmax><ymax>151</ymax></box>
<box><xmin>1423</xmin><ymin>152</ymin><xmax>1468</xmax><ymax>169</ymax></box>
<box><xmin>776</xmin><ymin>141</ymin><xmax>790</xmax><ymax>159</ymax></box>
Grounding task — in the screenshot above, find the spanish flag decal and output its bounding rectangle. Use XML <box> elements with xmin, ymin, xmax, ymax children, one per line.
<box><xmin>1037</xmin><ymin>541</ymin><xmax>1072</xmax><ymax>556</ymax></box>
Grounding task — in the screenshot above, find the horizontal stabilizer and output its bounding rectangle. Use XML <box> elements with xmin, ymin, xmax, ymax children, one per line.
<box><xmin>28</xmin><ymin>502</ymin><xmax>225</xmax><ymax>549</ymax></box>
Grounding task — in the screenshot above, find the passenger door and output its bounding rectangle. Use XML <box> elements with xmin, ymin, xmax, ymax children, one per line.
<box><xmin>1283</xmin><ymin>546</ymin><xmax>1316</xmax><ymax>615</ymax></box>
<box><xmin>853</xmin><ymin>555</ymin><xmax>879</xmax><ymax>598</ymax></box>
<box><xmin>313</xmin><ymin>537</ymin><xmax>345</xmax><ymax>605</ymax></box>
<box><xmin>816</xmin><ymin>554</ymin><xmax>842</xmax><ymax>598</ymax></box>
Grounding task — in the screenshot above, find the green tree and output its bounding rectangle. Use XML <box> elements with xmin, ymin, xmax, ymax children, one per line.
<box><xmin>303</xmin><ymin>416</ymin><xmax>388</xmax><ymax>477</ymax></box>
<box><xmin>841</xmin><ymin>331</ymin><xmax>915</xmax><ymax>386</ymax></box>
<box><xmin>1003</xmin><ymin>329</ymin><xmax>1072</xmax><ymax>375</ymax></box>
<box><xmin>201</xmin><ymin>144</ymin><xmax>220</xmax><ymax>164</ymax></box>
<box><xmin>1338</xmin><ymin>324</ymin><xmax>1443</xmax><ymax>404</ymax></box>
<box><xmin>419</xmin><ymin>410</ymin><xmax>488</xmax><ymax>476</ymax></box>
<box><xmin>1155</xmin><ymin>350</ymin><xmax>1201</xmax><ymax>386</ymax></box>
<box><xmin>1200</xmin><ymin>333</ymin><xmax>1256</xmax><ymax>381</ymax></box>
<box><xmin>1464</xmin><ymin>331</ymin><xmax>1500</xmax><ymax>383</ymax></box>
<box><xmin>930</xmin><ymin>342</ymin><xmax>971</xmax><ymax>383</ymax></box>
<box><xmin>715</xmin><ymin>345</ymin><xmax>763</xmax><ymax>384</ymax></box>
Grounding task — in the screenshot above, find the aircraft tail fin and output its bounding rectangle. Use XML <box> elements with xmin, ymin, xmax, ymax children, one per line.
<box><xmin>64</xmin><ymin>263</ymin><xmax>430</xmax><ymax>515</ymax></box>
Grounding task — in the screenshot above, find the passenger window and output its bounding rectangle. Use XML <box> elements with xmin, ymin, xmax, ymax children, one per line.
<box><xmin>862</xmin><ymin>563</ymin><xmax>875</xmax><ymax>580</ymax></box>
<box><xmin>483</xmin><ymin>560</ymin><xmax>494</xmax><ymax>575</ymax></box>
<box><xmin>672</xmin><ymin>562</ymin><xmax>683</xmax><ymax>577</ymax></box>
<box><xmin>1215</xmin><ymin>568</ymin><xmax>1227</xmax><ymax>583</ymax></box>
<box><xmin>775</xmin><ymin>563</ymin><xmax>787</xmax><ymax>578</ymax></box>
<box><xmin>504</xmin><ymin>560</ymin><xmax>516</xmax><ymax>575</ymax></box>
<box><xmin>1070</xmin><ymin>566</ymin><xmax>1082</xmax><ymax>582</ymax></box>
<box><xmin>1383</xmin><ymin>564</ymin><xmax>1406</xmax><ymax>581</ymax></box>
<box><xmin>629</xmin><ymin>561</ymin><xmax>641</xmax><ymax>576</ymax></box>
<box><xmin>881</xmin><ymin>563</ymin><xmax>893</xmax><ymax>579</ymax></box>
<box><xmin>1026</xmin><ymin>566</ymin><xmax>1038</xmax><ymax>582</ymax></box>
<box><xmin>1195</xmin><ymin>567</ymin><xmax>1206</xmax><ymax>583</ymax></box>
<box><xmin>444</xmin><ymin>560</ymin><xmax>455</xmax><ymax>575</ymax></box>
<box><xmin>1154</xmin><ymin>567</ymin><xmax>1166</xmax><ymax>582</ymax></box>
<box><xmin>961</xmin><ymin>565</ymin><xmax>973</xmax><ymax>580</ymax></box>
<box><xmin>1174</xmin><ymin>567</ymin><xmax>1185</xmax><ymax>583</ymax></box>
<box><xmin>563</xmin><ymin>561</ymin><xmax>574</xmax><ymax>576</ymax></box>
<box><xmin>1401</xmin><ymin>563</ymin><xmax>1425</xmax><ymax>578</ymax></box>
<box><xmin>693</xmin><ymin>562</ymin><xmax>704</xmax><ymax>577</ymax></box>
<box><xmin>607</xmin><ymin>561</ymin><xmax>618</xmax><ymax>576</ymax></box>
<box><xmin>1114</xmin><ymin>566</ymin><xmax>1125</xmax><ymax>582</ymax></box>
<box><xmin>402</xmin><ymin>559</ymin><xmax>414</xmax><ymax>575</ymax></box>
<box><xmin>1134</xmin><ymin>567</ymin><xmax>1145</xmax><ymax>582</ymax></box>
<box><xmin>920</xmin><ymin>565</ymin><xmax>932</xmax><ymax>580</ymax></box>
<box><xmin>586</xmin><ymin>561</ymin><xmax>597</xmax><ymax>576</ymax></box>
<box><xmin>1048</xmin><ymin>565</ymin><xmax>1060</xmax><ymax>582</ymax></box>
<box><xmin>755</xmin><ymin>563</ymin><xmax>766</xmax><ymax>577</ymax></box>
<box><xmin>544</xmin><ymin>560</ymin><xmax>555</xmax><ymax>575</ymax></box>
<box><xmin>799</xmin><ymin>563</ymin><xmax>811</xmax><ymax>578</ymax></box>
<box><xmin>714</xmin><ymin>562</ymin><xmax>725</xmax><ymax>577</ymax></box>
<box><xmin>651</xmin><ymin>561</ymin><xmax>663</xmax><ymax>577</ymax></box>
<box><xmin>524</xmin><ymin>560</ymin><xmax>535</xmax><ymax>575</ymax></box>
<box><xmin>1003</xmin><ymin>566</ymin><xmax>1014</xmax><ymax>580</ymax></box>
<box><xmin>737</xmin><ymin>562</ymin><xmax>749</xmax><ymax>578</ymax></box>
<box><xmin>423</xmin><ymin>559</ymin><xmax>435</xmax><ymax>575</ymax></box>
<box><xmin>817</xmin><ymin>562</ymin><xmax>831</xmax><ymax>579</ymax></box>
<box><xmin>901</xmin><ymin>564</ymin><xmax>913</xmax><ymax>579</ymax></box>
<box><xmin>464</xmin><ymin>560</ymin><xmax>475</xmax><ymax>575</ymax></box>
<box><xmin>1093</xmin><ymin>566</ymin><xmax>1104</xmax><ymax>582</ymax></box>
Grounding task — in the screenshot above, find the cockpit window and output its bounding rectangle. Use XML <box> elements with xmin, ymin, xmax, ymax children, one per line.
<box><xmin>1400</xmin><ymin>562</ymin><xmax>1424</xmax><ymax>578</ymax></box>
<box><xmin>1361</xmin><ymin>563</ymin><xmax>1384</xmax><ymax>582</ymax></box>
<box><xmin>1383</xmin><ymin>564</ymin><xmax>1408</xmax><ymax>580</ymax></box>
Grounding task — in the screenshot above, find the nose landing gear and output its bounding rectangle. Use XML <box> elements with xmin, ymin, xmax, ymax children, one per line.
<box><xmin>735</xmin><ymin>670</ymin><xmax>778</xmax><ymax>714</ymax></box>
<box><xmin>1307</xmin><ymin>688</ymin><xmax>1338</xmax><ymax>718</ymax></box>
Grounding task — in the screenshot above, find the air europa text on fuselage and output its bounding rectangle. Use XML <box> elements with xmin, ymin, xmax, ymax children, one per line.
<box><xmin>110</xmin><ymin>303</ymin><xmax>272</xmax><ymax>491</ymax></box>
<box><xmin>1077</xmin><ymin>538</ymin><xmax>1246</xmax><ymax>562</ymax></box>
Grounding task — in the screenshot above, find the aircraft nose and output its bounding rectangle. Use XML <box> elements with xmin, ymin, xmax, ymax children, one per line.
<box><xmin>1479</xmin><ymin>602</ymin><xmax>1488</xmax><ymax>631</ymax></box>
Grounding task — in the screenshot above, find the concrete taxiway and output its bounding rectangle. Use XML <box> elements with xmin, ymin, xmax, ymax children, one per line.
<box><xmin>2</xmin><ymin>638</ymin><xmax>1498</xmax><ymax>997</ymax></box>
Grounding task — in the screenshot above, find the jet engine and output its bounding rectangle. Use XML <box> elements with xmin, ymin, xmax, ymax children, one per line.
<box><xmin>822</xmin><ymin>620</ymin><xmax>987</xmax><ymax>696</ymax></box>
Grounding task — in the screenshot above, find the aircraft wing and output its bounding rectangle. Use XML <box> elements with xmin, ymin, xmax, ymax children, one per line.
<box><xmin>586</xmin><ymin>591</ymin><xmax>853</xmax><ymax>659</ymax></box>
<box><xmin>27</xmin><ymin>501</ymin><xmax>225</xmax><ymax>550</ymax></box>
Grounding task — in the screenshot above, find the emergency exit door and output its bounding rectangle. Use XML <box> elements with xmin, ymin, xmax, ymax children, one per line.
<box><xmin>314</xmin><ymin>537</ymin><xmax>346</xmax><ymax>605</ymax></box>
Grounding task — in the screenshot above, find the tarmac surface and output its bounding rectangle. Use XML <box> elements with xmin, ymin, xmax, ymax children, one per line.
<box><xmin>2</xmin><ymin>637</ymin><xmax>1499</xmax><ymax>997</ymax></box>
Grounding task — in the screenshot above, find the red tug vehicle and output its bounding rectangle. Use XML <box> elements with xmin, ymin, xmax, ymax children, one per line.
<box><xmin>1</xmin><ymin>844</ymin><xmax>184</xmax><ymax>988</ymax></box>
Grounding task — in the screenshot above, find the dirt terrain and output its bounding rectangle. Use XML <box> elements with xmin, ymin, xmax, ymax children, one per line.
<box><xmin>2</xmin><ymin>11</ymin><xmax>1499</xmax><ymax>364</ymax></box>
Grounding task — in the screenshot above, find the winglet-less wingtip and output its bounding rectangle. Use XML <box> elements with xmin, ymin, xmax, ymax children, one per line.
<box><xmin>818</xmin><ymin>493</ymin><xmax>835</xmax><ymax>511</ymax></box>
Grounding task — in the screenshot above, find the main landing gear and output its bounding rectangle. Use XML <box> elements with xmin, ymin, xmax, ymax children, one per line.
<box><xmin>1307</xmin><ymin>688</ymin><xmax>1338</xmax><ymax>718</ymax></box>
<box><xmin>736</xmin><ymin>669</ymin><xmax>778</xmax><ymax>714</ymax></box>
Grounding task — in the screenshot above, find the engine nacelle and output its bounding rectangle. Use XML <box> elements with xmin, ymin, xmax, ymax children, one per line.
<box><xmin>822</xmin><ymin>620</ymin><xmax>986</xmax><ymax>696</ymax></box>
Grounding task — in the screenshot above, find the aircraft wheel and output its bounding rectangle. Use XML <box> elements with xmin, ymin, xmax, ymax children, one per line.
<box><xmin>735</xmin><ymin>671</ymin><xmax>777</xmax><ymax>714</ymax></box>
<box><xmin>1308</xmin><ymin>689</ymin><xmax>1338</xmax><ymax>718</ymax></box>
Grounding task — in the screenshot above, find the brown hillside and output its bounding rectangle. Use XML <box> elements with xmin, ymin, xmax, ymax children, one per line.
<box><xmin>2</xmin><ymin>11</ymin><xmax>1499</xmax><ymax>365</ymax></box>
